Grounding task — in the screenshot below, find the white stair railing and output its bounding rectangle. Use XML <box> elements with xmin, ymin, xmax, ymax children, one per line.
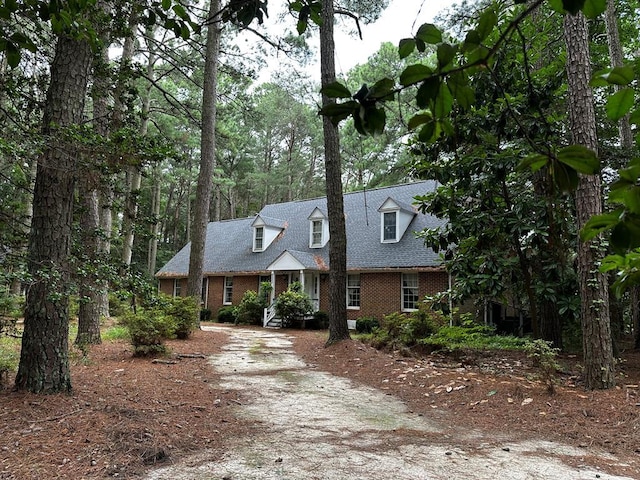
<box><xmin>263</xmin><ymin>302</ymin><xmax>277</xmax><ymax>327</ymax></box>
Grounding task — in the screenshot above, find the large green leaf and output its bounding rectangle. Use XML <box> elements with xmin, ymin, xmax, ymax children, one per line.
<box><xmin>320</xmin><ymin>81</ymin><xmax>352</xmax><ymax>99</ymax></box>
<box><xmin>398</xmin><ymin>38</ymin><xmax>416</xmax><ymax>59</ymax></box>
<box><xmin>434</xmin><ymin>84</ymin><xmax>454</xmax><ymax>118</ymax></box>
<box><xmin>399</xmin><ymin>64</ymin><xmax>433</xmax><ymax>87</ymax></box>
<box><xmin>561</xmin><ymin>0</ymin><xmax>585</xmax><ymax>14</ymax></box>
<box><xmin>556</xmin><ymin>145</ymin><xmax>599</xmax><ymax>173</ymax></box>
<box><xmin>581</xmin><ymin>209</ymin><xmax>623</xmax><ymax>241</ymax></box>
<box><xmin>415</xmin><ymin>23</ymin><xmax>442</xmax><ymax>44</ymax></box>
<box><xmin>630</xmin><ymin>109</ymin><xmax>640</xmax><ymax>125</ymax></box>
<box><xmin>552</xmin><ymin>160</ymin><xmax>579</xmax><ymax>192</ymax></box>
<box><xmin>591</xmin><ymin>66</ymin><xmax>635</xmax><ymax>86</ymax></box>
<box><xmin>517</xmin><ymin>154</ymin><xmax>549</xmax><ymax>173</ymax></box>
<box><xmin>318</xmin><ymin>101</ymin><xmax>358</xmax><ymax>125</ymax></box>
<box><xmin>416</xmin><ymin>77</ymin><xmax>440</xmax><ymax>109</ymax></box>
<box><xmin>437</xmin><ymin>43</ymin><xmax>457</xmax><ymax>69</ymax></box>
<box><xmin>370</xmin><ymin>77</ymin><xmax>395</xmax><ymax>101</ymax></box>
<box><xmin>476</xmin><ymin>8</ymin><xmax>498</xmax><ymax>41</ymax></box>
<box><xmin>408</xmin><ymin>113</ymin><xmax>433</xmax><ymax>131</ymax></box>
<box><xmin>582</xmin><ymin>0</ymin><xmax>606</xmax><ymax>18</ymax></box>
<box><xmin>609</xmin><ymin>185</ymin><xmax>640</xmax><ymax>214</ymax></box>
<box><xmin>606</xmin><ymin>88</ymin><xmax>635</xmax><ymax>121</ymax></box>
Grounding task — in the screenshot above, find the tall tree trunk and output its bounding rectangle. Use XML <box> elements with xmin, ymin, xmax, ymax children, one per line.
<box><xmin>147</xmin><ymin>164</ymin><xmax>162</xmax><ymax>276</ymax></box>
<box><xmin>320</xmin><ymin>0</ymin><xmax>350</xmax><ymax>345</ymax></box>
<box><xmin>563</xmin><ymin>12</ymin><xmax>615</xmax><ymax>389</ymax></box>
<box><xmin>187</xmin><ymin>0</ymin><xmax>221</xmax><ymax>320</ymax></box>
<box><xmin>76</xmin><ymin>186</ymin><xmax>102</xmax><ymax>346</ymax></box>
<box><xmin>15</xmin><ymin>34</ymin><xmax>93</xmax><ymax>393</ymax></box>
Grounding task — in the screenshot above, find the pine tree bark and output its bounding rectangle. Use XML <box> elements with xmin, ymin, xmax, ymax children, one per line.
<box><xmin>320</xmin><ymin>0</ymin><xmax>350</xmax><ymax>345</ymax></box>
<box><xmin>15</xmin><ymin>34</ymin><xmax>93</xmax><ymax>393</ymax></box>
<box><xmin>563</xmin><ymin>12</ymin><xmax>615</xmax><ymax>389</ymax></box>
<box><xmin>187</xmin><ymin>0</ymin><xmax>221</xmax><ymax>316</ymax></box>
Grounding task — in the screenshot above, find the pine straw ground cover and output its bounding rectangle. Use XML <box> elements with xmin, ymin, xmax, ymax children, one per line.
<box><xmin>1</xmin><ymin>325</ymin><xmax>640</xmax><ymax>479</ymax></box>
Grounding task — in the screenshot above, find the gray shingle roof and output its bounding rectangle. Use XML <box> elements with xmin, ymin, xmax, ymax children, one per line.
<box><xmin>156</xmin><ymin>181</ymin><xmax>444</xmax><ymax>277</ymax></box>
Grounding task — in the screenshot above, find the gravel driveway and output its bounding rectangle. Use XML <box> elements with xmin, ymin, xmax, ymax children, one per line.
<box><xmin>146</xmin><ymin>326</ymin><xmax>633</xmax><ymax>480</ymax></box>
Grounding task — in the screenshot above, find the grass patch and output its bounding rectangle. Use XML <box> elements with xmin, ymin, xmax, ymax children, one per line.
<box><xmin>102</xmin><ymin>325</ymin><xmax>129</xmax><ymax>341</ymax></box>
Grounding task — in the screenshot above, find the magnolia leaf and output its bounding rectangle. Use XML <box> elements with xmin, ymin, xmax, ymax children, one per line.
<box><xmin>437</xmin><ymin>43</ymin><xmax>456</xmax><ymax>69</ymax></box>
<box><xmin>416</xmin><ymin>77</ymin><xmax>440</xmax><ymax>109</ymax></box>
<box><xmin>556</xmin><ymin>145</ymin><xmax>599</xmax><ymax>174</ymax></box>
<box><xmin>582</xmin><ymin>0</ymin><xmax>606</xmax><ymax>18</ymax></box>
<box><xmin>318</xmin><ymin>101</ymin><xmax>358</xmax><ymax>125</ymax></box>
<box><xmin>434</xmin><ymin>84</ymin><xmax>454</xmax><ymax>118</ymax></box>
<box><xmin>320</xmin><ymin>81</ymin><xmax>352</xmax><ymax>99</ymax></box>
<box><xmin>462</xmin><ymin>30</ymin><xmax>481</xmax><ymax>51</ymax></box>
<box><xmin>630</xmin><ymin>109</ymin><xmax>640</xmax><ymax>125</ymax></box>
<box><xmin>599</xmin><ymin>66</ymin><xmax>634</xmax><ymax>86</ymax></box>
<box><xmin>399</xmin><ymin>64</ymin><xmax>433</xmax><ymax>87</ymax></box>
<box><xmin>362</xmin><ymin>105</ymin><xmax>386</xmax><ymax>136</ymax></box>
<box><xmin>606</xmin><ymin>88</ymin><xmax>635</xmax><ymax>121</ymax></box>
<box><xmin>581</xmin><ymin>209</ymin><xmax>623</xmax><ymax>241</ymax></box>
<box><xmin>517</xmin><ymin>154</ymin><xmax>548</xmax><ymax>173</ymax></box>
<box><xmin>476</xmin><ymin>9</ymin><xmax>498</xmax><ymax>41</ymax></box>
<box><xmin>416</xmin><ymin>23</ymin><xmax>442</xmax><ymax>44</ymax></box>
<box><xmin>162</xmin><ymin>0</ymin><xmax>171</xmax><ymax>10</ymax></box>
<box><xmin>399</xmin><ymin>38</ymin><xmax>416</xmax><ymax>59</ymax></box>
<box><xmin>561</xmin><ymin>0</ymin><xmax>585</xmax><ymax>14</ymax></box>
<box><xmin>609</xmin><ymin>186</ymin><xmax>640</xmax><ymax>214</ymax></box>
<box><xmin>370</xmin><ymin>77</ymin><xmax>395</xmax><ymax>101</ymax></box>
<box><xmin>454</xmin><ymin>85</ymin><xmax>475</xmax><ymax>110</ymax></box>
<box><xmin>552</xmin><ymin>160</ymin><xmax>579</xmax><ymax>192</ymax></box>
<box><xmin>408</xmin><ymin>113</ymin><xmax>433</xmax><ymax>131</ymax></box>
<box><xmin>418</xmin><ymin>121</ymin><xmax>437</xmax><ymax>143</ymax></box>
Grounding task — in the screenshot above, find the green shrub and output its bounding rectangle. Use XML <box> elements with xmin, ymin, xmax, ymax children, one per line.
<box><xmin>109</xmin><ymin>292</ymin><xmax>132</xmax><ymax>318</ymax></box>
<box><xmin>236</xmin><ymin>290</ymin><xmax>268</xmax><ymax>325</ymax></box>
<box><xmin>217</xmin><ymin>306</ymin><xmax>237</xmax><ymax>324</ymax></box>
<box><xmin>160</xmin><ymin>295</ymin><xmax>198</xmax><ymax>339</ymax></box>
<box><xmin>0</xmin><ymin>337</ymin><xmax>19</xmax><ymax>386</ymax></box>
<box><xmin>419</xmin><ymin>322</ymin><xmax>527</xmax><ymax>353</ymax></box>
<box><xmin>0</xmin><ymin>292</ymin><xmax>23</xmax><ymax>319</ymax></box>
<box><xmin>309</xmin><ymin>310</ymin><xmax>329</xmax><ymax>330</ymax></box>
<box><xmin>524</xmin><ymin>339</ymin><xmax>560</xmax><ymax>394</ymax></box>
<box><xmin>356</xmin><ymin>316</ymin><xmax>379</xmax><ymax>334</ymax></box>
<box><xmin>274</xmin><ymin>282</ymin><xmax>313</xmax><ymax>328</ymax></box>
<box><xmin>200</xmin><ymin>308</ymin><xmax>212</xmax><ymax>322</ymax></box>
<box><xmin>121</xmin><ymin>309</ymin><xmax>176</xmax><ymax>356</ymax></box>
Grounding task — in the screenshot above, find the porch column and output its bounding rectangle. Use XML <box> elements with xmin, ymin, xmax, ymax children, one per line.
<box><xmin>270</xmin><ymin>270</ymin><xmax>275</xmax><ymax>304</ymax></box>
<box><xmin>299</xmin><ymin>269</ymin><xmax>305</xmax><ymax>290</ymax></box>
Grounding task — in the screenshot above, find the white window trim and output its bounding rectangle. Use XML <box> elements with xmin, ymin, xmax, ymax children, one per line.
<box><xmin>310</xmin><ymin>219</ymin><xmax>323</xmax><ymax>248</ymax></box>
<box><xmin>346</xmin><ymin>273</ymin><xmax>361</xmax><ymax>310</ymax></box>
<box><xmin>254</xmin><ymin>226</ymin><xmax>265</xmax><ymax>252</ymax></box>
<box><xmin>402</xmin><ymin>273</ymin><xmax>419</xmax><ymax>312</ymax></box>
<box><xmin>381</xmin><ymin>211</ymin><xmax>399</xmax><ymax>243</ymax></box>
<box><xmin>223</xmin><ymin>276</ymin><xmax>233</xmax><ymax>305</ymax></box>
<box><xmin>173</xmin><ymin>279</ymin><xmax>182</xmax><ymax>297</ymax></box>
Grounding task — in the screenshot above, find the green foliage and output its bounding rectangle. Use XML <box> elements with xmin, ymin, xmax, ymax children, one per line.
<box><xmin>355</xmin><ymin>316</ymin><xmax>380</xmax><ymax>334</ymax></box>
<box><xmin>236</xmin><ymin>289</ymin><xmax>268</xmax><ymax>325</ymax></box>
<box><xmin>366</xmin><ymin>306</ymin><xmax>445</xmax><ymax>351</ymax></box>
<box><xmin>274</xmin><ymin>281</ymin><xmax>313</xmax><ymax>328</ymax></box>
<box><xmin>120</xmin><ymin>307</ymin><xmax>176</xmax><ymax>357</ymax></box>
<box><xmin>216</xmin><ymin>306</ymin><xmax>237</xmax><ymax>324</ymax></box>
<box><xmin>200</xmin><ymin>308</ymin><xmax>212</xmax><ymax>322</ymax></box>
<box><xmin>524</xmin><ymin>339</ymin><xmax>560</xmax><ymax>393</ymax></box>
<box><xmin>0</xmin><ymin>337</ymin><xmax>20</xmax><ymax>386</ymax></box>
<box><xmin>0</xmin><ymin>292</ymin><xmax>22</xmax><ymax>338</ymax></box>
<box><xmin>160</xmin><ymin>294</ymin><xmax>198</xmax><ymax>339</ymax></box>
<box><xmin>102</xmin><ymin>325</ymin><xmax>130</xmax><ymax>341</ymax></box>
<box><xmin>419</xmin><ymin>322</ymin><xmax>528</xmax><ymax>353</ymax></box>
<box><xmin>308</xmin><ymin>310</ymin><xmax>329</xmax><ymax>330</ymax></box>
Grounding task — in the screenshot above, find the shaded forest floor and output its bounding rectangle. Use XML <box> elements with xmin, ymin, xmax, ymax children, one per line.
<box><xmin>1</xmin><ymin>325</ymin><xmax>639</xmax><ymax>479</ymax></box>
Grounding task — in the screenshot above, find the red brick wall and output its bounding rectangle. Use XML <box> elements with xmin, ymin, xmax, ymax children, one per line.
<box><xmin>346</xmin><ymin>271</ymin><xmax>449</xmax><ymax>321</ymax></box>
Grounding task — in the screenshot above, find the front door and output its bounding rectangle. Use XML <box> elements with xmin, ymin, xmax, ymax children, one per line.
<box><xmin>303</xmin><ymin>272</ymin><xmax>319</xmax><ymax>311</ymax></box>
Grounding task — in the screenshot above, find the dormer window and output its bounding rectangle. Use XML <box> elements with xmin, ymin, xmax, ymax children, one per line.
<box><xmin>311</xmin><ymin>220</ymin><xmax>323</xmax><ymax>247</ymax></box>
<box><xmin>382</xmin><ymin>211</ymin><xmax>397</xmax><ymax>242</ymax></box>
<box><xmin>378</xmin><ymin>197</ymin><xmax>416</xmax><ymax>244</ymax></box>
<box><xmin>251</xmin><ymin>215</ymin><xmax>285</xmax><ymax>252</ymax></box>
<box><xmin>308</xmin><ymin>207</ymin><xmax>328</xmax><ymax>248</ymax></box>
<box><xmin>254</xmin><ymin>226</ymin><xmax>264</xmax><ymax>251</ymax></box>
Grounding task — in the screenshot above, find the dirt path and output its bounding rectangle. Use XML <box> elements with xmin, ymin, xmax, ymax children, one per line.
<box><xmin>146</xmin><ymin>326</ymin><xmax>634</xmax><ymax>480</ymax></box>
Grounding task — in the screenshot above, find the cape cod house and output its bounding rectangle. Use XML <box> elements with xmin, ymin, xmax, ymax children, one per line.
<box><xmin>156</xmin><ymin>181</ymin><xmax>448</xmax><ymax>326</ymax></box>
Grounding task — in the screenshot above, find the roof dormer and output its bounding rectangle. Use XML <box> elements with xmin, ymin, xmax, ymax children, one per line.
<box><xmin>378</xmin><ymin>197</ymin><xmax>416</xmax><ymax>244</ymax></box>
<box><xmin>251</xmin><ymin>215</ymin><xmax>285</xmax><ymax>252</ymax></box>
<box><xmin>308</xmin><ymin>207</ymin><xmax>329</xmax><ymax>248</ymax></box>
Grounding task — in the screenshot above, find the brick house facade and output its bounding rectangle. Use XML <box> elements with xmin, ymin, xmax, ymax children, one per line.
<box><xmin>156</xmin><ymin>182</ymin><xmax>449</xmax><ymax>325</ymax></box>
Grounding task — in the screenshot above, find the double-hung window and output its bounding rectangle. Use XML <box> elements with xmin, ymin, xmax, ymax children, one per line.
<box><xmin>311</xmin><ymin>220</ymin><xmax>323</xmax><ymax>247</ymax></box>
<box><xmin>224</xmin><ymin>276</ymin><xmax>233</xmax><ymax>304</ymax></box>
<box><xmin>173</xmin><ymin>279</ymin><xmax>182</xmax><ymax>297</ymax></box>
<box><xmin>346</xmin><ymin>274</ymin><xmax>361</xmax><ymax>309</ymax></box>
<box><xmin>402</xmin><ymin>273</ymin><xmax>419</xmax><ymax>311</ymax></box>
<box><xmin>254</xmin><ymin>226</ymin><xmax>264</xmax><ymax>251</ymax></box>
<box><xmin>383</xmin><ymin>211</ymin><xmax>397</xmax><ymax>242</ymax></box>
